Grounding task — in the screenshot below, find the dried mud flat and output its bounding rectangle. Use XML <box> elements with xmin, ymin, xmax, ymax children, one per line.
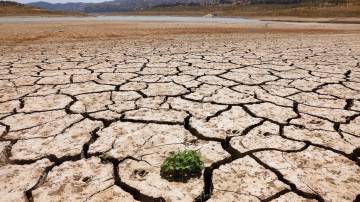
<box><xmin>0</xmin><ymin>22</ymin><xmax>360</xmax><ymax>202</ymax></box>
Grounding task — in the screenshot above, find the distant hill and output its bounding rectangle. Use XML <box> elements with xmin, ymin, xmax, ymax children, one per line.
<box><xmin>0</xmin><ymin>1</ymin><xmax>85</xmax><ymax>16</ymax></box>
<box><xmin>27</xmin><ymin>1</ymin><xmax>88</xmax><ymax>12</ymax></box>
<box><xmin>29</xmin><ymin>0</ymin><xmax>210</xmax><ymax>12</ymax></box>
<box><xmin>125</xmin><ymin>0</ymin><xmax>360</xmax><ymax>18</ymax></box>
<box><xmin>28</xmin><ymin>0</ymin><xmax>301</xmax><ymax>13</ymax></box>
<box><xmin>28</xmin><ymin>0</ymin><xmax>358</xmax><ymax>13</ymax></box>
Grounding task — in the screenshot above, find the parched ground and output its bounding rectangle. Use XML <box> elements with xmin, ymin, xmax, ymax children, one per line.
<box><xmin>0</xmin><ymin>22</ymin><xmax>360</xmax><ymax>202</ymax></box>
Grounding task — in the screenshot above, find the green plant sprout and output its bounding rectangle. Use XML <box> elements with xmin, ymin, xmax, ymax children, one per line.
<box><xmin>160</xmin><ymin>150</ymin><xmax>204</xmax><ymax>182</ymax></box>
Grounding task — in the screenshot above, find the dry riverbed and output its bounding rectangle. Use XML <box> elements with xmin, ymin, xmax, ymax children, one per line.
<box><xmin>0</xmin><ymin>20</ymin><xmax>360</xmax><ymax>202</ymax></box>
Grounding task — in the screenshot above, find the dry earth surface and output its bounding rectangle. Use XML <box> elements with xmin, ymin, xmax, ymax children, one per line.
<box><xmin>0</xmin><ymin>21</ymin><xmax>360</xmax><ymax>202</ymax></box>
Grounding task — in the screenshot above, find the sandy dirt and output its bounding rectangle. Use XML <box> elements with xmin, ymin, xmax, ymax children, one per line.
<box><xmin>1</xmin><ymin>19</ymin><xmax>360</xmax><ymax>45</ymax></box>
<box><xmin>0</xmin><ymin>20</ymin><xmax>359</xmax><ymax>202</ymax></box>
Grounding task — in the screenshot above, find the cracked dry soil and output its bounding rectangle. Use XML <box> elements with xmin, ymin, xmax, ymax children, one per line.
<box><xmin>0</xmin><ymin>31</ymin><xmax>360</xmax><ymax>202</ymax></box>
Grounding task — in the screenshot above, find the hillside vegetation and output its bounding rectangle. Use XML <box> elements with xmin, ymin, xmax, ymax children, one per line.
<box><xmin>121</xmin><ymin>0</ymin><xmax>360</xmax><ymax>18</ymax></box>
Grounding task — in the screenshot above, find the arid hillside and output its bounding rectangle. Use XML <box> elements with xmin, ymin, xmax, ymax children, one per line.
<box><xmin>121</xmin><ymin>0</ymin><xmax>360</xmax><ymax>18</ymax></box>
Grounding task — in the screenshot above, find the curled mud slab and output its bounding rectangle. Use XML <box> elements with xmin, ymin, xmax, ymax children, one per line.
<box><xmin>0</xmin><ymin>30</ymin><xmax>360</xmax><ymax>202</ymax></box>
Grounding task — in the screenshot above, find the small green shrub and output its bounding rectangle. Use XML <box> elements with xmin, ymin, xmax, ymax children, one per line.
<box><xmin>160</xmin><ymin>150</ymin><xmax>204</xmax><ymax>182</ymax></box>
<box><xmin>99</xmin><ymin>153</ymin><xmax>113</xmax><ymax>162</ymax></box>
